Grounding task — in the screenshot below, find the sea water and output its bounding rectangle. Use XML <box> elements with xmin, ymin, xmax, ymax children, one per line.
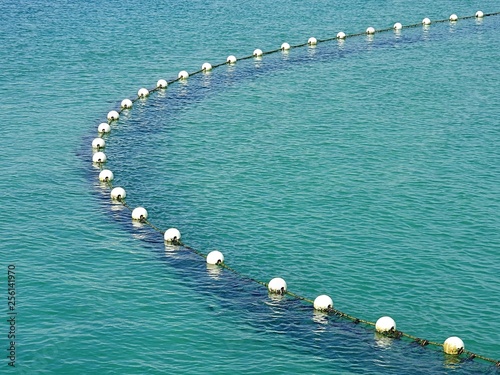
<box><xmin>0</xmin><ymin>0</ymin><xmax>499</xmax><ymax>373</ymax></box>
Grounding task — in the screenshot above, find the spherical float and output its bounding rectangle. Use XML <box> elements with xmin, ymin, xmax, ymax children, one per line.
<box><xmin>201</xmin><ymin>62</ymin><xmax>212</xmax><ymax>71</ymax></box>
<box><xmin>121</xmin><ymin>99</ymin><xmax>133</xmax><ymax>109</ymax></box>
<box><xmin>337</xmin><ymin>31</ymin><xmax>346</xmax><ymax>39</ymax></box>
<box><xmin>107</xmin><ymin>110</ymin><xmax>119</xmax><ymax>121</ymax></box>
<box><xmin>226</xmin><ymin>55</ymin><xmax>237</xmax><ymax>64</ymax></box>
<box><xmin>206</xmin><ymin>250</ymin><xmax>224</xmax><ymax>265</ymax></box>
<box><xmin>449</xmin><ymin>14</ymin><xmax>458</xmax><ymax>21</ymax></box>
<box><xmin>422</xmin><ymin>17</ymin><xmax>431</xmax><ymax>25</ymax></box>
<box><xmin>98</xmin><ymin>169</ymin><xmax>114</xmax><ymax>182</ymax></box>
<box><xmin>281</xmin><ymin>42</ymin><xmax>291</xmax><ymax>50</ymax></box>
<box><xmin>92</xmin><ymin>138</ymin><xmax>105</xmax><ymax>149</ymax></box>
<box><xmin>131</xmin><ymin>207</ymin><xmax>148</xmax><ymax>221</ymax></box>
<box><xmin>164</xmin><ymin>228</ymin><xmax>181</xmax><ymax>243</ymax></box>
<box><xmin>253</xmin><ymin>48</ymin><xmax>263</xmax><ymax>57</ymax></box>
<box><xmin>157</xmin><ymin>79</ymin><xmax>168</xmax><ymax>89</ymax></box>
<box><xmin>268</xmin><ymin>277</ymin><xmax>287</xmax><ymax>294</ymax></box>
<box><xmin>308</xmin><ymin>37</ymin><xmax>317</xmax><ymax>45</ymax></box>
<box><xmin>313</xmin><ymin>295</ymin><xmax>333</xmax><ymax>311</ymax></box>
<box><xmin>92</xmin><ymin>151</ymin><xmax>106</xmax><ymax>163</ymax></box>
<box><xmin>138</xmin><ymin>88</ymin><xmax>149</xmax><ymax>98</ymax></box>
<box><xmin>475</xmin><ymin>10</ymin><xmax>484</xmax><ymax>18</ymax></box>
<box><xmin>443</xmin><ymin>336</ymin><xmax>464</xmax><ymax>355</ymax></box>
<box><xmin>393</xmin><ymin>22</ymin><xmax>402</xmax><ymax>30</ymax></box>
<box><xmin>97</xmin><ymin>123</ymin><xmax>111</xmax><ymax>133</ymax></box>
<box><xmin>375</xmin><ymin>316</ymin><xmax>396</xmax><ymax>333</ymax></box>
<box><xmin>110</xmin><ymin>187</ymin><xmax>126</xmax><ymax>201</ymax></box>
<box><xmin>366</xmin><ymin>26</ymin><xmax>375</xmax><ymax>34</ymax></box>
<box><xmin>178</xmin><ymin>70</ymin><xmax>189</xmax><ymax>79</ymax></box>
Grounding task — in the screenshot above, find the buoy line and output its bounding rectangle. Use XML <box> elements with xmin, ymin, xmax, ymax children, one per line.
<box><xmin>91</xmin><ymin>11</ymin><xmax>500</xmax><ymax>367</ymax></box>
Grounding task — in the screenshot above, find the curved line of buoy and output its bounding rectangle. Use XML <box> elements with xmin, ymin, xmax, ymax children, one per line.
<box><xmin>91</xmin><ymin>11</ymin><xmax>500</xmax><ymax>367</ymax></box>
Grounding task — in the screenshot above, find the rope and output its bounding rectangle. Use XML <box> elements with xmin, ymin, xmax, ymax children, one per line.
<box><xmin>93</xmin><ymin>11</ymin><xmax>500</xmax><ymax>368</ymax></box>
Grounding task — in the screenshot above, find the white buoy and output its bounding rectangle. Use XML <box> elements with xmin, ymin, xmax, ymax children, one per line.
<box><xmin>308</xmin><ymin>37</ymin><xmax>317</xmax><ymax>45</ymax></box>
<box><xmin>422</xmin><ymin>17</ymin><xmax>431</xmax><ymax>25</ymax></box>
<box><xmin>138</xmin><ymin>88</ymin><xmax>149</xmax><ymax>98</ymax></box>
<box><xmin>206</xmin><ymin>250</ymin><xmax>224</xmax><ymax>265</ymax></box>
<box><xmin>393</xmin><ymin>22</ymin><xmax>403</xmax><ymax>30</ymax></box>
<box><xmin>92</xmin><ymin>151</ymin><xmax>106</xmax><ymax>163</ymax></box>
<box><xmin>107</xmin><ymin>110</ymin><xmax>119</xmax><ymax>121</ymax></box>
<box><xmin>253</xmin><ymin>48</ymin><xmax>263</xmax><ymax>57</ymax></box>
<box><xmin>202</xmin><ymin>62</ymin><xmax>212</xmax><ymax>71</ymax></box>
<box><xmin>178</xmin><ymin>70</ymin><xmax>189</xmax><ymax>79</ymax></box>
<box><xmin>226</xmin><ymin>55</ymin><xmax>237</xmax><ymax>64</ymax></box>
<box><xmin>110</xmin><ymin>187</ymin><xmax>126</xmax><ymax>201</ymax></box>
<box><xmin>131</xmin><ymin>207</ymin><xmax>148</xmax><ymax>221</ymax></box>
<box><xmin>475</xmin><ymin>10</ymin><xmax>484</xmax><ymax>18</ymax></box>
<box><xmin>337</xmin><ymin>31</ymin><xmax>346</xmax><ymax>39</ymax></box>
<box><xmin>99</xmin><ymin>169</ymin><xmax>114</xmax><ymax>182</ymax></box>
<box><xmin>121</xmin><ymin>99</ymin><xmax>133</xmax><ymax>109</ymax></box>
<box><xmin>375</xmin><ymin>316</ymin><xmax>396</xmax><ymax>333</ymax></box>
<box><xmin>313</xmin><ymin>295</ymin><xmax>333</xmax><ymax>311</ymax></box>
<box><xmin>281</xmin><ymin>42</ymin><xmax>291</xmax><ymax>50</ymax></box>
<box><xmin>268</xmin><ymin>277</ymin><xmax>287</xmax><ymax>294</ymax></box>
<box><xmin>449</xmin><ymin>14</ymin><xmax>458</xmax><ymax>21</ymax></box>
<box><xmin>366</xmin><ymin>26</ymin><xmax>376</xmax><ymax>34</ymax></box>
<box><xmin>164</xmin><ymin>228</ymin><xmax>181</xmax><ymax>243</ymax></box>
<box><xmin>97</xmin><ymin>123</ymin><xmax>111</xmax><ymax>133</ymax></box>
<box><xmin>157</xmin><ymin>79</ymin><xmax>168</xmax><ymax>89</ymax></box>
<box><xmin>443</xmin><ymin>336</ymin><xmax>464</xmax><ymax>355</ymax></box>
<box><xmin>92</xmin><ymin>137</ymin><xmax>105</xmax><ymax>149</ymax></box>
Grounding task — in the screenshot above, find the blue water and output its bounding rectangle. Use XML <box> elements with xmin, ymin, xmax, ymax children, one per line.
<box><xmin>1</xmin><ymin>1</ymin><xmax>499</xmax><ymax>373</ymax></box>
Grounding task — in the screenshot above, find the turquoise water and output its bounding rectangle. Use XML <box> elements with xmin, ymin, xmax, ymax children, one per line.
<box><xmin>1</xmin><ymin>0</ymin><xmax>499</xmax><ymax>373</ymax></box>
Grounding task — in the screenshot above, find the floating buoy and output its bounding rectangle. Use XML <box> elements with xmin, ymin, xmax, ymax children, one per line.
<box><xmin>308</xmin><ymin>37</ymin><xmax>317</xmax><ymax>45</ymax></box>
<box><xmin>92</xmin><ymin>151</ymin><xmax>107</xmax><ymax>164</ymax></box>
<box><xmin>281</xmin><ymin>42</ymin><xmax>291</xmax><ymax>50</ymax></box>
<box><xmin>443</xmin><ymin>337</ymin><xmax>464</xmax><ymax>355</ymax></box>
<box><xmin>99</xmin><ymin>169</ymin><xmax>114</xmax><ymax>182</ymax></box>
<box><xmin>375</xmin><ymin>316</ymin><xmax>396</xmax><ymax>333</ymax></box>
<box><xmin>92</xmin><ymin>137</ymin><xmax>105</xmax><ymax>149</ymax></box>
<box><xmin>206</xmin><ymin>250</ymin><xmax>224</xmax><ymax>265</ymax></box>
<box><xmin>110</xmin><ymin>187</ymin><xmax>126</xmax><ymax>201</ymax></box>
<box><xmin>366</xmin><ymin>26</ymin><xmax>376</xmax><ymax>34</ymax></box>
<box><xmin>107</xmin><ymin>110</ymin><xmax>119</xmax><ymax>121</ymax></box>
<box><xmin>253</xmin><ymin>48</ymin><xmax>263</xmax><ymax>57</ymax></box>
<box><xmin>178</xmin><ymin>70</ymin><xmax>189</xmax><ymax>79</ymax></box>
<box><xmin>393</xmin><ymin>22</ymin><xmax>403</xmax><ymax>30</ymax></box>
<box><xmin>164</xmin><ymin>228</ymin><xmax>181</xmax><ymax>243</ymax></box>
<box><xmin>313</xmin><ymin>295</ymin><xmax>333</xmax><ymax>311</ymax></box>
<box><xmin>268</xmin><ymin>277</ymin><xmax>287</xmax><ymax>294</ymax></box>
<box><xmin>202</xmin><ymin>62</ymin><xmax>212</xmax><ymax>71</ymax></box>
<box><xmin>121</xmin><ymin>99</ymin><xmax>133</xmax><ymax>109</ymax></box>
<box><xmin>157</xmin><ymin>79</ymin><xmax>168</xmax><ymax>89</ymax></box>
<box><xmin>131</xmin><ymin>207</ymin><xmax>148</xmax><ymax>221</ymax></box>
<box><xmin>475</xmin><ymin>10</ymin><xmax>484</xmax><ymax>18</ymax></box>
<box><xmin>226</xmin><ymin>55</ymin><xmax>237</xmax><ymax>64</ymax></box>
<box><xmin>97</xmin><ymin>123</ymin><xmax>111</xmax><ymax>133</ymax></box>
<box><xmin>422</xmin><ymin>17</ymin><xmax>431</xmax><ymax>25</ymax></box>
<box><xmin>449</xmin><ymin>14</ymin><xmax>458</xmax><ymax>21</ymax></box>
<box><xmin>337</xmin><ymin>31</ymin><xmax>346</xmax><ymax>39</ymax></box>
<box><xmin>138</xmin><ymin>88</ymin><xmax>149</xmax><ymax>98</ymax></box>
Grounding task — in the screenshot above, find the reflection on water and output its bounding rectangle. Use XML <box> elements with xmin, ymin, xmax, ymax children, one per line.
<box><xmin>443</xmin><ymin>353</ymin><xmax>463</xmax><ymax>369</ymax></box>
<box><xmin>374</xmin><ymin>332</ymin><xmax>394</xmax><ymax>350</ymax></box>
